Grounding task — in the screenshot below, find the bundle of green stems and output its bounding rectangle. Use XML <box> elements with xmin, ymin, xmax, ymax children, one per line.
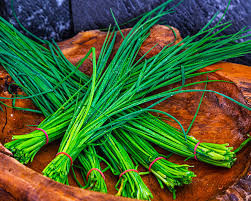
<box><xmin>72</xmin><ymin>146</ymin><xmax>107</xmax><ymax>193</ymax></box>
<box><xmin>114</xmin><ymin>129</ymin><xmax>195</xmax><ymax>199</ymax></box>
<box><xmin>118</xmin><ymin>107</ymin><xmax>236</xmax><ymax>168</ymax></box>
<box><xmin>0</xmin><ymin>0</ymin><xmax>250</xmax><ymax>199</ymax></box>
<box><xmin>0</xmin><ymin>13</ymin><xmax>109</xmax><ymax>191</ymax></box>
<box><xmin>0</xmin><ymin>16</ymin><xmax>90</xmax><ymax>116</ymax></box>
<box><xmin>100</xmin><ymin>134</ymin><xmax>153</xmax><ymax>200</ymax></box>
<box><xmin>42</xmin><ymin>4</ymin><xmax>251</xmax><ymax>185</ymax></box>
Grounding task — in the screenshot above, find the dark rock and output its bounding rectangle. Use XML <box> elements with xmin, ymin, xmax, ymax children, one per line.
<box><xmin>72</xmin><ymin>0</ymin><xmax>251</xmax><ymax>65</ymax></box>
<box><xmin>1</xmin><ymin>0</ymin><xmax>73</xmax><ymax>41</ymax></box>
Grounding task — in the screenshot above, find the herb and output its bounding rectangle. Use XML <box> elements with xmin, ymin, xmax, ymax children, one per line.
<box><xmin>42</xmin><ymin>6</ymin><xmax>250</xmax><ymax>184</ymax></box>
<box><xmin>72</xmin><ymin>146</ymin><xmax>107</xmax><ymax>193</ymax></box>
<box><xmin>2</xmin><ymin>3</ymin><xmax>250</xmax><ymax>167</ymax></box>
<box><xmin>120</xmin><ymin>107</ymin><xmax>236</xmax><ymax>168</ymax></box>
<box><xmin>1</xmin><ymin>1</ymin><xmax>251</xmax><ymax>199</ymax></box>
<box><xmin>0</xmin><ymin>17</ymin><xmax>89</xmax><ymax>116</ymax></box>
<box><xmin>100</xmin><ymin>135</ymin><xmax>153</xmax><ymax>200</ymax></box>
<box><xmin>115</xmin><ymin>129</ymin><xmax>196</xmax><ymax>199</ymax></box>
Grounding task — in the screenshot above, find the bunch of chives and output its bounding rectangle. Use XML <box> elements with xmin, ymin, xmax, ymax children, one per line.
<box><xmin>0</xmin><ymin>1</ymin><xmax>250</xmax><ymax>197</ymax></box>
<box><xmin>72</xmin><ymin>146</ymin><xmax>107</xmax><ymax>193</ymax></box>
<box><xmin>42</xmin><ymin>4</ymin><xmax>251</xmax><ymax>184</ymax></box>
<box><xmin>100</xmin><ymin>135</ymin><xmax>153</xmax><ymax>200</ymax></box>
<box><xmin>119</xmin><ymin>107</ymin><xmax>236</xmax><ymax>168</ymax></box>
<box><xmin>0</xmin><ymin>14</ymin><xmax>96</xmax><ymax>162</ymax></box>
<box><xmin>1</xmin><ymin>1</ymin><xmax>250</xmax><ymax>170</ymax></box>
<box><xmin>0</xmin><ymin>15</ymin><xmax>111</xmax><ymax>187</ymax></box>
<box><xmin>114</xmin><ymin>129</ymin><xmax>195</xmax><ymax>199</ymax></box>
<box><xmin>0</xmin><ymin>17</ymin><xmax>89</xmax><ymax>116</ymax></box>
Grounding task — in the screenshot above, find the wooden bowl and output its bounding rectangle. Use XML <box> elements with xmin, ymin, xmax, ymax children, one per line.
<box><xmin>0</xmin><ymin>25</ymin><xmax>250</xmax><ymax>201</ymax></box>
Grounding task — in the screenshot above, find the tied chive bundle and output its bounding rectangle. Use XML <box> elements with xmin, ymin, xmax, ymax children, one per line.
<box><xmin>100</xmin><ymin>135</ymin><xmax>153</xmax><ymax>200</ymax></box>
<box><xmin>114</xmin><ymin>129</ymin><xmax>196</xmax><ymax>197</ymax></box>
<box><xmin>5</xmin><ymin>90</ymin><xmax>85</xmax><ymax>164</ymax></box>
<box><xmin>120</xmin><ymin>108</ymin><xmax>236</xmax><ymax>168</ymax></box>
<box><xmin>72</xmin><ymin>146</ymin><xmax>107</xmax><ymax>193</ymax></box>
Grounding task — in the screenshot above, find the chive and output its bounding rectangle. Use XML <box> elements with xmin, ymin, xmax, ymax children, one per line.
<box><xmin>1</xmin><ymin>1</ymin><xmax>250</xmax><ymax>198</ymax></box>
<box><xmin>100</xmin><ymin>135</ymin><xmax>153</xmax><ymax>200</ymax></box>
<box><xmin>41</xmin><ymin>4</ymin><xmax>250</xmax><ymax>185</ymax></box>
<box><xmin>114</xmin><ymin>129</ymin><xmax>196</xmax><ymax>198</ymax></box>
<box><xmin>72</xmin><ymin>146</ymin><xmax>107</xmax><ymax>193</ymax></box>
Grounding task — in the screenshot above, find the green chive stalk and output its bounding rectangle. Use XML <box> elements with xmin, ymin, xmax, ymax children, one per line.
<box><xmin>72</xmin><ymin>146</ymin><xmax>107</xmax><ymax>193</ymax></box>
<box><xmin>115</xmin><ymin>129</ymin><xmax>195</xmax><ymax>199</ymax></box>
<box><xmin>100</xmin><ymin>135</ymin><xmax>153</xmax><ymax>200</ymax></box>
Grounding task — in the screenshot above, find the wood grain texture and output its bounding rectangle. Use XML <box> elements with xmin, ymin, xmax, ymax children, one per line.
<box><xmin>205</xmin><ymin>63</ymin><xmax>251</xmax><ymax>105</ymax></box>
<box><xmin>0</xmin><ymin>25</ymin><xmax>250</xmax><ymax>201</ymax></box>
<box><xmin>0</xmin><ymin>142</ymin><xmax>12</xmax><ymax>156</ymax></box>
<box><xmin>0</xmin><ymin>152</ymin><xmax>134</xmax><ymax>201</ymax></box>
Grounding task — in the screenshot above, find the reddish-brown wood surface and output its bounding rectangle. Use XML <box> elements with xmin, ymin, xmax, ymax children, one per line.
<box><xmin>0</xmin><ymin>25</ymin><xmax>250</xmax><ymax>201</ymax></box>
